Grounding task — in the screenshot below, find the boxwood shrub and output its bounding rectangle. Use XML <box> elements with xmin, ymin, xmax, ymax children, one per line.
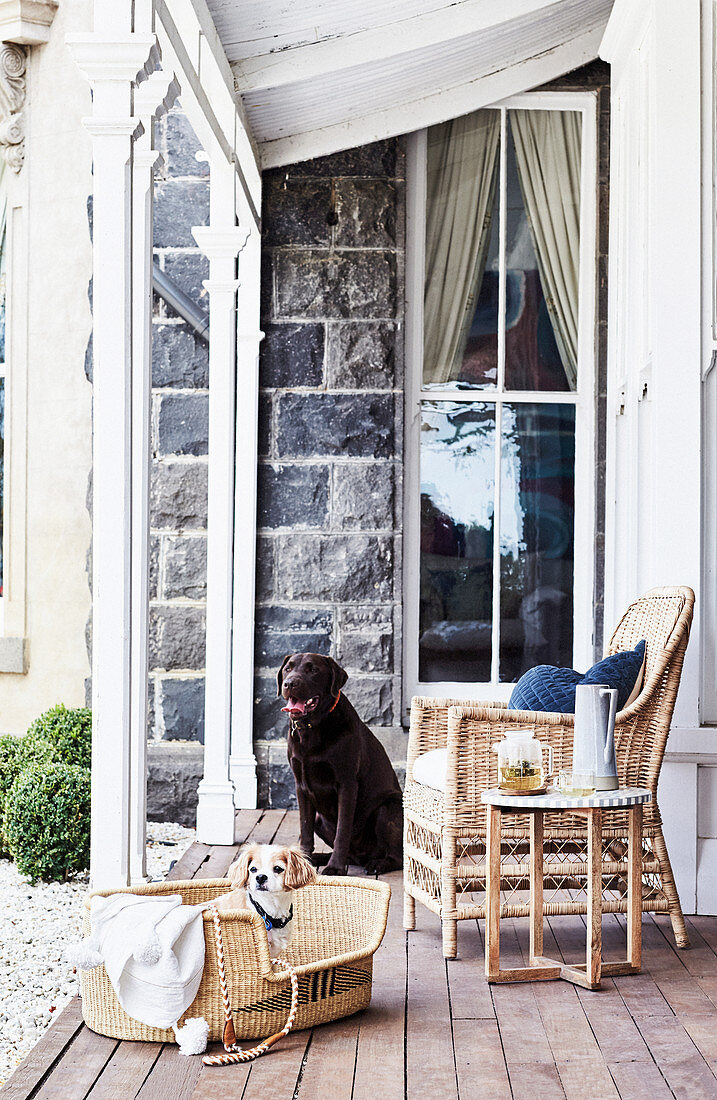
<box><xmin>0</xmin><ymin>733</ymin><xmax>55</xmax><ymax>856</ymax></box>
<box><xmin>3</xmin><ymin>762</ymin><xmax>91</xmax><ymax>882</ymax></box>
<box><xmin>25</xmin><ymin>704</ymin><xmax>92</xmax><ymax>769</ymax></box>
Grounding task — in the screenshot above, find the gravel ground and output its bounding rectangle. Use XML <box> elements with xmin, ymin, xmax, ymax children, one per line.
<box><xmin>0</xmin><ymin>821</ymin><xmax>196</xmax><ymax>1086</ymax></box>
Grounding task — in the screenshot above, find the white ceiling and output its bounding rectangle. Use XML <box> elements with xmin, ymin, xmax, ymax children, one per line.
<box><xmin>204</xmin><ymin>0</ymin><xmax>614</xmax><ymax>167</ymax></box>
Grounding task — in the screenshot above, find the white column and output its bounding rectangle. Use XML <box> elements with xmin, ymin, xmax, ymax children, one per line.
<box><xmin>230</xmin><ymin>219</ymin><xmax>261</xmax><ymax>806</ymax></box>
<box><xmin>193</xmin><ymin>160</ymin><xmax>249</xmax><ymax>844</ymax></box>
<box><xmin>129</xmin><ymin>70</ymin><xmax>178</xmax><ymax>884</ymax></box>
<box><xmin>66</xmin><ymin>30</ymin><xmax>156</xmax><ymax>889</ymax></box>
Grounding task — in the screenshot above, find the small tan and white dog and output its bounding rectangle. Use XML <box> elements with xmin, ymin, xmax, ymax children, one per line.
<box><xmin>214</xmin><ymin>843</ymin><xmax>317</xmax><ymax>958</ymax></box>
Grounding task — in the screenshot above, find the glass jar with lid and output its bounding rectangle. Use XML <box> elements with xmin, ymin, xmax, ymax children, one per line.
<box><xmin>492</xmin><ymin>729</ymin><xmax>553</xmax><ymax>792</ymax></box>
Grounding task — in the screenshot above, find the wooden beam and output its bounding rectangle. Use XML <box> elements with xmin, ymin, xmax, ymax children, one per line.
<box><xmin>233</xmin><ymin>0</ymin><xmax>570</xmax><ymax>93</ymax></box>
<box><xmin>258</xmin><ymin>27</ymin><xmax>605</xmax><ymax>169</ymax></box>
<box><xmin>156</xmin><ymin>0</ymin><xmax>261</xmax><ymax>227</ymax></box>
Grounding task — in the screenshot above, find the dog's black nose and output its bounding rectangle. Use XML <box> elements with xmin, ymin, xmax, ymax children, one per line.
<box><xmin>255</xmin><ymin>873</ymin><xmax>268</xmax><ymax>886</ymax></box>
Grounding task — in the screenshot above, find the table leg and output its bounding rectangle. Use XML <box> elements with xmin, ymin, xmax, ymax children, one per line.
<box><xmin>485</xmin><ymin>804</ymin><xmax>501</xmax><ymax>980</ymax></box>
<box><xmin>628</xmin><ymin>804</ymin><xmax>643</xmax><ymax>970</ymax></box>
<box><xmin>587</xmin><ymin>807</ymin><xmax>603</xmax><ymax>988</ymax></box>
<box><xmin>529</xmin><ymin>811</ymin><xmax>544</xmax><ymax>962</ymax></box>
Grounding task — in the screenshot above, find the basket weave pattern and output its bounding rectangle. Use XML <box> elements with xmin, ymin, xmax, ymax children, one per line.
<box><xmin>80</xmin><ymin>877</ymin><xmax>390</xmax><ymax>1043</ymax></box>
<box><xmin>403</xmin><ymin>586</ymin><xmax>694</xmax><ymax>956</ymax></box>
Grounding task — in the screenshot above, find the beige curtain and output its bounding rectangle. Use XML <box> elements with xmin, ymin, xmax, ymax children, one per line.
<box><xmin>423</xmin><ymin>110</ymin><xmax>500</xmax><ymax>385</ymax></box>
<box><xmin>510</xmin><ymin>109</ymin><xmax>582</xmax><ymax>390</ymax></box>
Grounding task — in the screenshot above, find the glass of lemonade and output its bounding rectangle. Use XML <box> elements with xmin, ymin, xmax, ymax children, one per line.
<box><xmin>556</xmin><ymin>771</ymin><xmax>596</xmax><ymax>797</ymax></box>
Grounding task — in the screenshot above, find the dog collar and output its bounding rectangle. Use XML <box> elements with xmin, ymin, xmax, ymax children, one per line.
<box><xmin>290</xmin><ymin>691</ymin><xmax>341</xmax><ymax>732</ymax></box>
<box><xmin>249</xmin><ymin>894</ymin><xmax>294</xmax><ymax>931</ymax></box>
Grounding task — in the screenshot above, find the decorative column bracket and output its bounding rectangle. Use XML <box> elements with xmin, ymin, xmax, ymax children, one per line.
<box><xmin>0</xmin><ymin>43</ymin><xmax>26</xmax><ymax>172</ymax></box>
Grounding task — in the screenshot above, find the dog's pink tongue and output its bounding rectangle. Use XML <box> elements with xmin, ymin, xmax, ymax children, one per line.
<box><xmin>282</xmin><ymin>698</ymin><xmax>307</xmax><ymax>715</ymax></box>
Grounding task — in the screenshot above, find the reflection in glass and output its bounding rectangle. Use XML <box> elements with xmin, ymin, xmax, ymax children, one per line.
<box><xmin>0</xmin><ymin>377</ymin><xmax>5</xmax><ymax>596</ymax></box>
<box><xmin>499</xmin><ymin>403</ymin><xmax>575</xmax><ymax>681</ymax></box>
<box><xmin>505</xmin><ymin>111</ymin><xmax>581</xmax><ymax>392</ymax></box>
<box><xmin>423</xmin><ymin>109</ymin><xmax>500</xmax><ymax>390</ymax></box>
<box><xmin>419</xmin><ymin>402</ymin><xmax>495</xmax><ymax>681</ymax></box>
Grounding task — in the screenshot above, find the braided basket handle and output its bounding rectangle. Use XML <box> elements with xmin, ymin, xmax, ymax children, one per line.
<box><xmin>203</xmin><ymin>903</ymin><xmax>299</xmax><ymax>1067</ymax></box>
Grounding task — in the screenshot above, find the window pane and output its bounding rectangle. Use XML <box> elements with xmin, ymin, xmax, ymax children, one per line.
<box><xmin>423</xmin><ymin>109</ymin><xmax>500</xmax><ymax>391</ymax></box>
<box><xmin>419</xmin><ymin>401</ymin><xmax>495</xmax><ymax>681</ymax></box>
<box><xmin>504</xmin><ymin>111</ymin><xmax>581</xmax><ymax>392</ymax></box>
<box><xmin>499</xmin><ymin>403</ymin><xmax>575</xmax><ymax>681</ymax></box>
<box><xmin>0</xmin><ymin>376</ymin><xmax>5</xmax><ymax>596</ymax></box>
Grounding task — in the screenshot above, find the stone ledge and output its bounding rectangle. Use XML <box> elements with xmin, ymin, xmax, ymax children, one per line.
<box><xmin>0</xmin><ymin>636</ymin><xmax>26</xmax><ymax>674</ymax></box>
<box><xmin>147</xmin><ymin>740</ymin><xmax>203</xmax><ymax>826</ymax></box>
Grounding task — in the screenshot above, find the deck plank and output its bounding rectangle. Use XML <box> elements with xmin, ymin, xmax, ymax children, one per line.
<box><xmin>31</xmin><ymin>1027</ymin><xmax>117</xmax><ymax>1100</ymax></box>
<box><xmin>166</xmin><ymin>843</ymin><xmax>212</xmax><ymax>882</ymax></box>
<box><xmin>84</xmin><ymin>1041</ymin><xmax>161</xmax><ymax>1099</ymax></box>
<box><xmin>406</xmin><ymin>906</ymin><xmax>457</xmax><ymax>1100</ymax></box>
<box><xmin>0</xmin><ymin>999</ymin><xmax>85</xmax><ymax>1100</ymax></box>
<box><xmin>453</xmin><ymin>1019</ymin><xmax>511</xmax><ymax>1100</ymax></box>
<box><xmin>607</xmin><ymin>1060</ymin><xmax>673</xmax><ymax>1100</ymax></box>
<box><xmin>294</xmin><ymin>1016</ymin><xmax>360</xmax><ymax>1099</ymax></box>
<box><xmin>352</xmin><ymin>869</ymin><xmax>405</xmax><ymax>1100</ymax></box>
<box><xmin>135</xmin><ymin>1046</ymin><xmax>203</xmax><ymax>1100</ymax></box>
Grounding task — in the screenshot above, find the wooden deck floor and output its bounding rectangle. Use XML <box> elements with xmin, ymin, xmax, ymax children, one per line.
<box><xmin>5</xmin><ymin>809</ymin><xmax>717</xmax><ymax>1099</ymax></box>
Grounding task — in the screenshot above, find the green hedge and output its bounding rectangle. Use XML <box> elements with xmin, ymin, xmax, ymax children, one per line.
<box><xmin>0</xmin><ymin>706</ymin><xmax>92</xmax><ymax>877</ymax></box>
<box><xmin>3</xmin><ymin>763</ymin><xmax>91</xmax><ymax>882</ymax></box>
<box><xmin>25</xmin><ymin>704</ymin><xmax>92</xmax><ymax>769</ymax></box>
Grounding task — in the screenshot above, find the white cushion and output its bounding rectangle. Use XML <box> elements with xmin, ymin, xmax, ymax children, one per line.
<box><xmin>412</xmin><ymin>747</ymin><xmax>448</xmax><ymax>792</ymax></box>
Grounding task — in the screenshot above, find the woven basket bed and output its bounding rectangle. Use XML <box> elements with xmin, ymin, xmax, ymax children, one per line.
<box><xmin>80</xmin><ymin>876</ymin><xmax>391</xmax><ymax>1043</ymax></box>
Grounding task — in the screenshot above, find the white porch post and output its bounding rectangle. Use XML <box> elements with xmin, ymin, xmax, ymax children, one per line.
<box><xmin>230</xmin><ymin>218</ymin><xmax>261</xmax><ymax>806</ymax></box>
<box><xmin>67</xmin><ymin>22</ymin><xmax>156</xmax><ymax>888</ymax></box>
<box><xmin>129</xmin><ymin>69</ymin><xmax>178</xmax><ymax>883</ymax></box>
<box><xmin>193</xmin><ymin>162</ymin><xmax>249</xmax><ymax>844</ymax></box>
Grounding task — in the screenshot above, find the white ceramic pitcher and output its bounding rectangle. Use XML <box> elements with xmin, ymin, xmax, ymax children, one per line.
<box><xmin>573</xmin><ymin>683</ymin><xmax>619</xmax><ymax>791</ymax></box>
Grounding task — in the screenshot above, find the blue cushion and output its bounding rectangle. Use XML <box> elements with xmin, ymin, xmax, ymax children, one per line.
<box><xmin>509</xmin><ymin>640</ymin><xmax>646</xmax><ymax>714</ymax></box>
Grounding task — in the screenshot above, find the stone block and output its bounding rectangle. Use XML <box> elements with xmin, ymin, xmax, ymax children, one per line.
<box><xmin>162</xmin><ymin>253</ymin><xmax>210</xmax><ymax>311</ymax></box>
<box><xmin>333</xmin><ymin>462</ymin><xmax>394</xmax><ymax>530</ymax></box>
<box><xmin>149</xmin><ymin>535</ymin><xmax>160</xmax><ymax>601</ymax></box>
<box><xmin>258</xmin><ymin>464</ymin><xmax>329</xmax><ymax>529</ymax></box>
<box><xmin>262</xmin><ymin>176</ymin><xmax>332</xmax><ymax>247</ymax></box>
<box><xmin>255</xmin><ymin>536</ymin><xmax>275</xmax><ymax>602</ymax></box>
<box><xmin>253</xmin><ymin>672</ymin><xmax>288</xmax><ymax>741</ymax></box>
<box><xmin>152</xmin><ymin>323</ymin><xmax>209</xmax><ymax>388</ymax></box>
<box><xmin>149</xmin><ymin>605</ymin><xmax>206</xmax><ymax>671</ymax></box>
<box><xmin>154</xmin><ymin>179</ymin><xmax>209</xmax><ymax>247</ymax></box>
<box><xmin>151</xmin><ymin>460</ymin><xmax>208</xmax><ymax>530</ymax></box>
<box><xmin>343</xmin><ymin>676</ymin><xmax>394</xmax><ymax>726</ymax></box>
<box><xmin>258</xmin><ymin>393</ymin><xmax>272</xmax><ymax>458</ymax></box>
<box><xmin>147</xmin><ymin>741</ymin><xmax>204</xmax><ymax>825</ymax></box>
<box><xmin>254</xmin><ymin>741</ymin><xmax>297</xmax><ymax>810</ymax></box>
<box><xmin>159</xmin><ymin>676</ymin><xmax>205</xmax><ymax>742</ymax></box>
<box><xmin>326</xmin><ymin>322</ymin><xmax>396</xmax><ymax>389</ymax></box>
<box><xmin>255</xmin><ymin>605</ymin><xmax>332</xmax><ymax>668</ymax></box>
<box><xmin>334</xmin><ymin>180</ymin><xmax>397</xmax><ymax>248</ymax></box>
<box><xmin>165</xmin><ymin>108</ymin><xmax>209</xmax><ymax>178</ymax></box>
<box><xmin>260</xmin><ymin>250</ymin><xmax>273</xmax><ymax>323</ymax></box>
<box><xmin>156</xmin><ymin>393</ymin><xmax>209</xmax><ymax>457</ymax></box>
<box><xmin>164</xmin><ymin>535</ymin><xmax>207</xmax><ymax>600</ymax></box>
<box><xmin>268</xmin><ymin>760</ymin><xmax>297</xmax><ymax>809</ymax></box>
<box><xmin>338</xmin><ymin>605</ymin><xmax>394</xmax><ymax>673</ymax></box>
<box><xmin>269</xmin><ymin>140</ymin><xmax>398</xmax><ymax>179</ymax></box>
<box><xmin>260</xmin><ymin>323</ymin><xmax>324</xmax><ymax>389</ymax></box>
<box><xmin>273</xmin><ymin>250</ymin><xmax>397</xmax><ymax>320</ymax></box>
<box><xmin>364</xmin><ymin>724</ymin><xmax>408</xmax><ymax>766</ymax></box>
<box><xmin>277</xmin><ymin>393</ymin><xmax>394</xmax><ymax>458</ymax></box>
<box><xmin>274</xmin><ymin>534</ymin><xmax>393</xmax><ymax>602</ymax></box>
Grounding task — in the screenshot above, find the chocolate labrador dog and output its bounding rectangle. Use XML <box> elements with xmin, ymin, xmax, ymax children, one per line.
<box><xmin>278</xmin><ymin>653</ymin><xmax>403</xmax><ymax>876</ymax></box>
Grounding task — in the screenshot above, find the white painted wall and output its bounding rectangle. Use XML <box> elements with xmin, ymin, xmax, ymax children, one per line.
<box><xmin>0</xmin><ymin>0</ymin><xmax>93</xmax><ymax>734</ymax></box>
<box><xmin>601</xmin><ymin>0</ymin><xmax>704</xmax><ymax>909</ymax></box>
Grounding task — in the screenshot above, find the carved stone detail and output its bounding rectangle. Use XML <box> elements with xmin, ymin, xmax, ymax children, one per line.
<box><xmin>0</xmin><ymin>42</ymin><xmax>25</xmax><ymax>172</ymax></box>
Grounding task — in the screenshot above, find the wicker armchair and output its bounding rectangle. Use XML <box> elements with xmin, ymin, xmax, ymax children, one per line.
<box><xmin>403</xmin><ymin>586</ymin><xmax>695</xmax><ymax>958</ymax></box>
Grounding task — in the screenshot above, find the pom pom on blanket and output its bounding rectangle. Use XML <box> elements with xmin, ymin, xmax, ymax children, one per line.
<box><xmin>132</xmin><ymin>935</ymin><xmax>162</xmax><ymax>965</ymax></box>
<box><xmin>66</xmin><ymin>942</ymin><xmax>104</xmax><ymax>970</ymax></box>
<box><xmin>173</xmin><ymin>1017</ymin><xmax>210</xmax><ymax>1056</ymax></box>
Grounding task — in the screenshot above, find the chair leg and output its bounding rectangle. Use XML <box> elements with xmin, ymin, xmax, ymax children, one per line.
<box><xmin>652</xmin><ymin>826</ymin><xmax>690</xmax><ymax>949</ymax></box>
<box><xmin>403</xmin><ymin>889</ymin><xmax>416</xmax><ymax>931</ymax></box>
<box><xmin>441</xmin><ymin>830</ymin><xmax>458</xmax><ymax>958</ymax></box>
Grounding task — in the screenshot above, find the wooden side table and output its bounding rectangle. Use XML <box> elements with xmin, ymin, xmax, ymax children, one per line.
<box><xmin>481</xmin><ymin>787</ymin><xmax>652</xmax><ymax>990</ymax></box>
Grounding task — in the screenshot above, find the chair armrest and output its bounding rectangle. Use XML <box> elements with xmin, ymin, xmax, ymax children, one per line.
<box><xmin>442</xmin><ymin>705</ymin><xmax>576</xmax><ymax>827</ymax></box>
<box><xmin>406</xmin><ymin>697</ymin><xmax>509</xmax><ymax>781</ymax></box>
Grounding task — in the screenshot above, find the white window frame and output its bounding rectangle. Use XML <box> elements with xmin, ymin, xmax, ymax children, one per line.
<box><xmin>403</xmin><ymin>90</ymin><xmax>598</xmax><ymax>713</ymax></box>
